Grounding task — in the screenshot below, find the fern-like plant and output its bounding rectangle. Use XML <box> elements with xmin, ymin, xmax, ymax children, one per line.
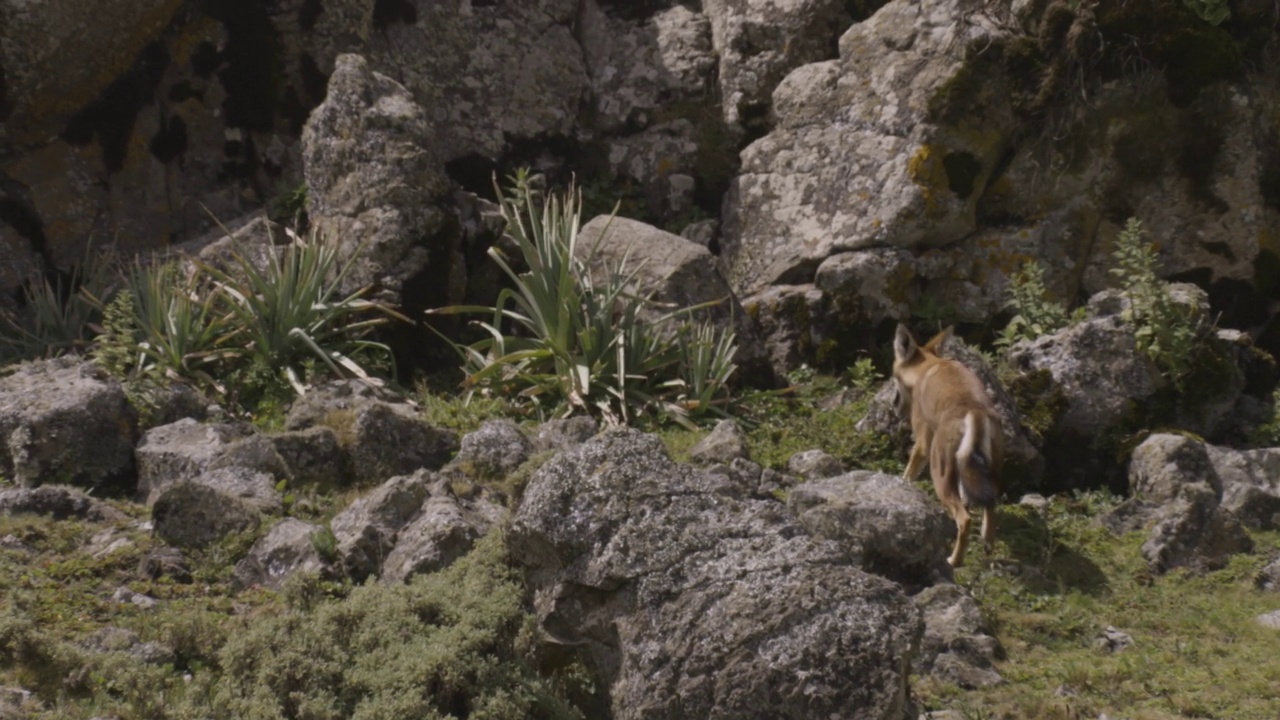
<box><xmin>428</xmin><ymin>172</ymin><xmax>737</xmax><ymax>428</ymax></box>
<box><xmin>1110</xmin><ymin>218</ymin><xmax>1201</xmax><ymax>388</ymax></box>
<box><xmin>996</xmin><ymin>259</ymin><xmax>1074</xmax><ymax>349</ymax></box>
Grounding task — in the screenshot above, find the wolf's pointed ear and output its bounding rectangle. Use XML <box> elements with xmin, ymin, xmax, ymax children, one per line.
<box><xmin>893</xmin><ymin>324</ymin><xmax>917</xmax><ymax>363</ymax></box>
<box><xmin>923</xmin><ymin>325</ymin><xmax>954</xmax><ymax>353</ymax></box>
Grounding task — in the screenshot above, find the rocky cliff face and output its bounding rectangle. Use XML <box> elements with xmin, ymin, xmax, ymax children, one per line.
<box><xmin>3</xmin><ymin>0</ymin><xmax>1279</xmax><ymax>356</ymax></box>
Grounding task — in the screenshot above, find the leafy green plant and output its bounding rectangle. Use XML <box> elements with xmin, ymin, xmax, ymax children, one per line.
<box><xmin>997</xmin><ymin>259</ymin><xmax>1075</xmax><ymax>350</ymax></box>
<box><xmin>1110</xmin><ymin>218</ymin><xmax>1202</xmax><ymax>388</ymax></box>
<box><xmin>428</xmin><ymin>173</ymin><xmax>737</xmax><ymax>429</ymax></box>
<box><xmin>846</xmin><ymin>357</ymin><xmax>882</xmax><ymax>390</ymax></box>
<box><xmin>125</xmin><ymin>259</ymin><xmax>237</xmax><ymax>390</ymax></box>
<box><xmin>1</xmin><ymin>245</ymin><xmax>113</xmax><ymax>363</ymax></box>
<box><xmin>201</xmin><ymin>225</ymin><xmax>405</xmax><ymax>397</ymax></box>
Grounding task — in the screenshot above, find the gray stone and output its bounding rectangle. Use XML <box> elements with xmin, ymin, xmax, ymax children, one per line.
<box><xmin>0</xmin><ymin>358</ymin><xmax>136</xmax><ymax>488</ymax></box>
<box><xmin>302</xmin><ymin>54</ymin><xmax>453</xmax><ymax>305</ymax></box>
<box><xmin>787</xmin><ymin>449</ymin><xmax>843</xmax><ymax>480</ymax></box>
<box><xmin>454</xmin><ymin>420</ymin><xmax>533</xmax><ymax>479</ymax></box>
<box><xmin>330</xmin><ymin>470</ymin><xmax>433</xmax><ymax>582</ymax></box>
<box><xmin>1093</xmin><ymin>626</ymin><xmax>1134</xmax><ymax>654</ymax></box>
<box><xmin>233</xmin><ymin>518</ymin><xmax>330</xmax><ymax>591</ymax></box>
<box><xmin>151</xmin><ymin>481</ymin><xmax>261</xmax><ymax>549</ymax></box>
<box><xmin>268</xmin><ymin>426</ymin><xmax>349</xmax><ymax>489</ymax></box>
<box><xmin>532</xmin><ymin>416</ymin><xmax>599</xmax><ymax>454</ymax></box>
<box><xmin>740</xmin><ymin>284</ymin><xmax>824</xmax><ymax>379</ymax></box>
<box><xmin>188</xmin><ymin>466</ymin><xmax>283</xmax><ymax>514</ymax></box>
<box><xmin>134</xmin><ymin>419</ymin><xmax>289</xmax><ymax>505</ymax></box>
<box><xmin>512</xmin><ymin>428</ymin><xmax>921</xmax><ymax>719</ymax></box>
<box><xmin>577</xmin><ymin>215</ymin><xmax>769</xmax><ymax>381</ymax></box>
<box><xmin>381</xmin><ymin>489</ymin><xmax>506</xmax><ymax>584</ymax></box>
<box><xmin>688</xmin><ymin>419</ymin><xmax>750</xmax><ymax>465</ymax></box>
<box><xmin>914</xmin><ymin>584</ymin><xmax>1003</xmax><ymax>687</ymax></box>
<box><xmin>0</xmin><ymin>485</ymin><xmax>121</xmax><ymax>522</ymax></box>
<box><xmin>790</xmin><ymin>472</ymin><xmax>954</xmax><ymax>586</ymax></box>
<box><xmin>1257</xmin><ymin>556</ymin><xmax>1280</xmax><ymax>593</ymax></box>
<box><xmin>1254</xmin><ymin>610</ymin><xmax>1280</xmax><ymax>630</ymax></box>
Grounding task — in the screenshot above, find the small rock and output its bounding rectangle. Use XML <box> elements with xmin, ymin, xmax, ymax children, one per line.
<box><xmin>688</xmin><ymin>419</ymin><xmax>749</xmax><ymax>464</ymax></box>
<box><xmin>787</xmin><ymin>449</ymin><xmax>842</xmax><ymax>480</ymax></box>
<box><xmin>1256</xmin><ymin>556</ymin><xmax>1280</xmax><ymax>592</ymax></box>
<box><xmin>233</xmin><ymin>518</ymin><xmax>330</xmax><ymax>591</ymax></box>
<box><xmin>151</xmin><ymin>481</ymin><xmax>261</xmax><ymax>549</ymax></box>
<box><xmin>1019</xmin><ymin>493</ymin><xmax>1049</xmax><ymax>509</ymax></box>
<box><xmin>453</xmin><ymin>420</ymin><xmax>533</xmax><ymax>479</ymax></box>
<box><xmin>531</xmin><ymin>416</ymin><xmax>599</xmax><ymax>454</ymax></box>
<box><xmin>137</xmin><ymin>547</ymin><xmax>192</xmax><ymax>583</ymax></box>
<box><xmin>111</xmin><ymin>587</ymin><xmax>158</xmax><ymax>610</ymax></box>
<box><xmin>1093</xmin><ymin>625</ymin><xmax>1134</xmax><ymax>653</ymax></box>
<box><xmin>1256</xmin><ymin>610</ymin><xmax>1280</xmax><ymax>630</ymax></box>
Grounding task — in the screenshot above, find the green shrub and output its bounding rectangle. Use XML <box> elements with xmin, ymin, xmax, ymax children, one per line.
<box><xmin>428</xmin><ymin>172</ymin><xmax>738</xmax><ymax>429</ymax></box>
<box><xmin>1184</xmin><ymin>0</ymin><xmax>1230</xmax><ymax>26</ymax></box>
<box><xmin>1110</xmin><ymin>217</ymin><xmax>1202</xmax><ymax>388</ymax></box>
<box><xmin>997</xmin><ymin>259</ymin><xmax>1076</xmax><ymax>349</ymax></box>
<box><xmin>203</xmin><ymin>533</ymin><xmax>584</xmax><ymax>720</ymax></box>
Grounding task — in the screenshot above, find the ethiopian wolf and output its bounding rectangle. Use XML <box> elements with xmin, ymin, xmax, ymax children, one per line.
<box><xmin>891</xmin><ymin>325</ymin><xmax>1002</xmax><ymax>568</ymax></box>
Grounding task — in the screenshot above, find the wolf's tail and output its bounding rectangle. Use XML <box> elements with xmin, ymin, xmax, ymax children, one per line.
<box><xmin>956</xmin><ymin>411</ymin><xmax>1000</xmax><ymax>508</ymax></box>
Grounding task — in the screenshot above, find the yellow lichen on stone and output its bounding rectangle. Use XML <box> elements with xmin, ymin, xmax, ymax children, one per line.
<box><xmin>907</xmin><ymin>144</ymin><xmax>950</xmax><ymax>218</ymax></box>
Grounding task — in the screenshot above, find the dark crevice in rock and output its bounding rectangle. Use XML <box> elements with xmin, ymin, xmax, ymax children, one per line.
<box><xmin>596</xmin><ymin>0</ymin><xmax>674</xmax><ymax>22</ymax></box>
<box><xmin>299</xmin><ymin>0</ymin><xmax>324</xmax><ymax>31</ymax></box>
<box><xmin>191</xmin><ymin>41</ymin><xmax>220</xmax><ymax>79</ymax></box>
<box><xmin>207</xmin><ymin>0</ymin><xmax>283</xmax><ymax>132</ymax></box>
<box><xmin>372</xmin><ymin>0</ymin><xmax>418</xmax><ymax>29</ymax></box>
<box><xmin>219</xmin><ymin>135</ymin><xmax>260</xmax><ymax>182</ymax></box>
<box><xmin>60</xmin><ymin>41</ymin><xmax>169</xmax><ymax>174</ymax></box>
<box><xmin>0</xmin><ymin>58</ymin><xmax>10</xmax><ymax>121</ymax></box>
<box><xmin>845</xmin><ymin>0</ymin><xmax>892</xmax><ymax>23</ymax></box>
<box><xmin>150</xmin><ymin>115</ymin><xmax>189</xmax><ymax>165</ymax></box>
<box><xmin>943</xmin><ymin>151</ymin><xmax>982</xmax><ymax>200</ymax></box>
<box><xmin>167</xmin><ymin>81</ymin><xmax>203</xmax><ymax>103</ymax></box>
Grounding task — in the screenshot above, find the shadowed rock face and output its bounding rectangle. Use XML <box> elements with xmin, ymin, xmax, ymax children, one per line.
<box><xmin>511</xmin><ymin>427</ymin><xmax>921</xmax><ymax>720</ymax></box>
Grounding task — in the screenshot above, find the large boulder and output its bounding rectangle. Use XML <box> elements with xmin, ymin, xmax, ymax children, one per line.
<box><xmin>0</xmin><ymin>358</ymin><xmax>136</xmax><ymax>489</ymax></box>
<box><xmin>233</xmin><ymin>517</ymin><xmax>332</xmax><ymax>591</ymax></box>
<box><xmin>1103</xmin><ymin>434</ymin><xmax>1254</xmax><ymax>574</ymax></box>
<box><xmin>577</xmin><ymin>215</ymin><xmax>771</xmax><ymax>381</ymax></box>
<box><xmin>720</xmin><ymin>0</ymin><xmax>1017</xmax><ymax>295</ymax></box>
<box><xmin>134</xmin><ymin>419</ymin><xmax>288</xmax><ymax>505</ymax></box>
<box><xmin>702</xmin><ymin>0</ymin><xmax>854</xmax><ymax>134</ymax></box>
<box><xmin>0</xmin><ymin>485</ymin><xmax>122</xmax><ymax>522</ymax></box>
<box><xmin>452</xmin><ymin>420</ymin><xmax>533</xmax><ymax>480</ymax></box>
<box><xmin>151</xmin><ymin>481</ymin><xmax>261</xmax><ymax>549</ymax></box>
<box><xmin>511</xmin><ymin>428</ymin><xmax>921</xmax><ymax>719</ymax></box>
<box><xmin>369</xmin><ymin>0</ymin><xmax>587</xmax><ymax>163</ymax></box>
<box><xmin>1006</xmin><ymin>287</ymin><xmax>1257</xmax><ymax>492</ymax></box>
<box><xmin>285</xmin><ymin>381</ymin><xmax>459</xmax><ymax>483</ymax></box>
<box><xmin>329</xmin><ymin>469</ymin><xmax>434</xmax><ymax>582</ymax></box>
<box><xmin>789</xmin><ymin>472</ymin><xmax>954</xmax><ymax>587</ymax></box>
<box><xmin>302</xmin><ymin>53</ymin><xmax>454</xmax><ymax>305</ymax></box>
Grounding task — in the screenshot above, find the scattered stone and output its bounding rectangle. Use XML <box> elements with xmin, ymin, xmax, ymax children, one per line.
<box><xmin>1255</xmin><ymin>610</ymin><xmax>1280</xmax><ymax>630</ymax></box>
<box><xmin>0</xmin><ymin>485</ymin><xmax>123</xmax><ymax>522</ymax></box>
<box><xmin>151</xmin><ymin>482</ymin><xmax>261</xmax><ymax>549</ymax></box>
<box><xmin>914</xmin><ymin>584</ymin><xmax>1003</xmax><ymax>688</ymax></box>
<box><xmin>1256</xmin><ymin>556</ymin><xmax>1280</xmax><ymax>592</ymax></box>
<box><xmin>688</xmin><ymin>419</ymin><xmax>750</xmax><ymax>465</ymax></box>
<box><xmin>787</xmin><ymin>449</ymin><xmax>842</xmax><ymax>480</ymax></box>
<box><xmin>137</xmin><ymin>547</ymin><xmax>192</xmax><ymax>584</ymax></box>
<box><xmin>0</xmin><ymin>358</ymin><xmax>136</xmax><ymax>488</ymax></box>
<box><xmin>330</xmin><ymin>470</ymin><xmax>433</xmax><ymax>582</ymax></box>
<box><xmin>135</xmin><ymin>419</ymin><xmax>289</xmax><ymax>505</ymax></box>
<box><xmin>1093</xmin><ymin>626</ymin><xmax>1134</xmax><ymax>654</ymax></box>
<box><xmin>381</xmin><ymin>487</ymin><xmax>506</xmax><ymax>584</ymax></box>
<box><xmin>111</xmin><ymin>587</ymin><xmax>158</xmax><ymax>611</ymax></box>
<box><xmin>268</xmin><ymin>427</ymin><xmax>350</xmax><ymax>489</ymax></box>
<box><xmin>453</xmin><ymin>420</ymin><xmax>533</xmax><ymax>479</ymax></box>
<box><xmin>531</xmin><ymin>416</ymin><xmax>599</xmax><ymax>454</ymax></box>
<box><xmin>233</xmin><ymin>518</ymin><xmax>331</xmax><ymax>591</ymax></box>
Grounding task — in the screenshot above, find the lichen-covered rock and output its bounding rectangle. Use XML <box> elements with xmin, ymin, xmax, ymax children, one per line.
<box><xmin>0</xmin><ymin>485</ymin><xmax>122</xmax><ymax>522</ymax></box>
<box><xmin>787</xmin><ymin>449</ymin><xmax>842</xmax><ymax>481</ymax></box>
<box><xmin>233</xmin><ymin>517</ymin><xmax>331</xmax><ymax>591</ymax></box>
<box><xmin>740</xmin><ymin>284</ymin><xmax>824</xmax><ymax>379</ymax></box>
<box><xmin>187</xmin><ymin>466</ymin><xmax>283</xmax><ymax>514</ymax></box>
<box><xmin>285</xmin><ymin>381</ymin><xmax>458</xmax><ymax>483</ymax></box>
<box><xmin>721</xmin><ymin>0</ymin><xmax>1017</xmax><ymax>294</ymax></box>
<box><xmin>511</xmin><ymin>428</ymin><xmax>921</xmax><ymax>719</ymax></box>
<box><xmin>1205</xmin><ymin>444</ymin><xmax>1280</xmax><ymax>531</ymax></box>
<box><xmin>913</xmin><ymin>584</ymin><xmax>1003</xmax><ymax>688</ymax></box>
<box><xmin>134</xmin><ymin>419</ymin><xmax>288</xmax><ymax>505</ymax></box>
<box><xmin>789</xmin><ymin>472</ymin><xmax>954</xmax><ymax>586</ymax></box>
<box><xmin>268</xmin><ymin>426</ymin><xmax>350</xmax><ymax>489</ymax></box>
<box><xmin>687</xmin><ymin>419</ymin><xmax>750</xmax><ymax>465</ymax></box>
<box><xmin>302</xmin><ymin>53</ymin><xmax>453</xmax><ymax>305</ymax></box>
<box><xmin>0</xmin><ymin>358</ymin><xmax>136</xmax><ymax>489</ymax></box>
<box><xmin>532</xmin><ymin>416</ymin><xmax>599</xmax><ymax>454</ymax></box>
<box><xmin>453</xmin><ymin>420</ymin><xmax>533</xmax><ymax>480</ymax></box>
<box><xmin>579</xmin><ymin>2</ymin><xmax>714</xmax><ymax>133</ymax></box>
<box><xmin>329</xmin><ymin>469</ymin><xmax>433</xmax><ymax>582</ymax></box>
<box><xmin>371</xmin><ymin>0</ymin><xmax>587</xmax><ymax>162</ymax></box>
<box><xmin>151</xmin><ymin>481</ymin><xmax>261</xmax><ymax>549</ymax></box>
<box><xmin>702</xmin><ymin>0</ymin><xmax>853</xmax><ymax>134</ymax></box>
<box><xmin>380</xmin><ymin>489</ymin><xmax>506</xmax><ymax>585</ymax></box>
<box><xmin>1257</xmin><ymin>556</ymin><xmax>1280</xmax><ymax>593</ymax></box>
<box><xmin>1104</xmin><ymin>434</ymin><xmax>1254</xmax><ymax>573</ymax></box>
<box><xmin>577</xmin><ymin>215</ymin><xmax>770</xmax><ymax>381</ymax></box>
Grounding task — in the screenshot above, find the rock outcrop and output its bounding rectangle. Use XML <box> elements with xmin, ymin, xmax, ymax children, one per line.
<box><xmin>511</xmin><ymin>428</ymin><xmax>921</xmax><ymax>719</ymax></box>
